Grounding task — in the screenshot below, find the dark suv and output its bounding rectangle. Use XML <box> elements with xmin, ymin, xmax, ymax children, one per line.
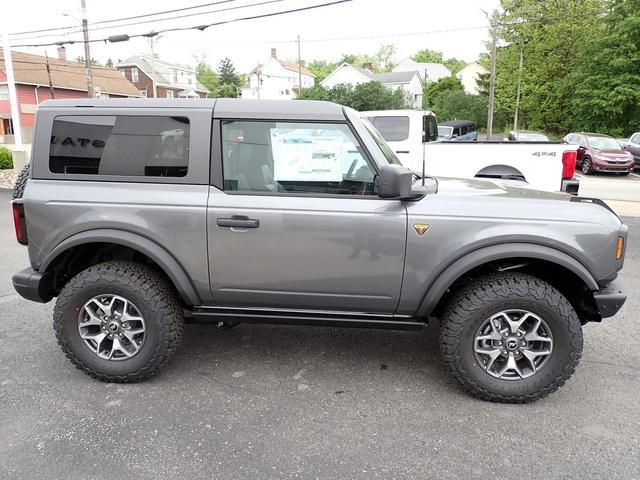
<box><xmin>564</xmin><ymin>132</ymin><xmax>634</xmax><ymax>175</ymax></box>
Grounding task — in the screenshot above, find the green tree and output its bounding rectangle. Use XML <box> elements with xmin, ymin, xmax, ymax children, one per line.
<box><xmin>215</xmin><ymin>57</ymin><xmax>242</xmax><ymax>98</ymax></box>
<box><xmin>431</xmin><ymin>91</ymin><xmax>488</xmax><ymax>128</ymax></box>
<box><xmin>412</xmin><ymin>48</ymin><xmax>443</xmax><ymax>63</ymax></box>
<box><xmin>569</xmin><ymin>0</ymin><xmax>640</xmax><ymax>136</ymax></box>
<box><xmin>495</xmin><ymin>0</ymin><xmax>604</xmax><ymax>133</ymax></box>
<box><xmin>425</xmin><ymin>76</ymin><xmax>464</xmax><ymax>107</ymax></box>
<box><xmin>444</xmin><ymin>57</ymin><xmax>466</xmax><ymax>75</ymax></box>
<box><xmin>306</xmin><ymin>60</ymin><xmax>336</xmax><ymax>83</ymax></box>
<box><xmin>297</xmin><ymin>84</ymin><xmax>330</xmax><ymax>100</ymax></box>
<box><xmin>105</xmin><ymin>58</ymin><xmax>113</xmax><ymax>68</ymax></box>
<box><xmin>194</xmin><ymin>55</ymin><xmax>221</xmax><ymax>98</ymax></box>
<box><xmin>375</xmin><ymin>44</ymin><xmax>397</xmax><ymax>72</ymax></box>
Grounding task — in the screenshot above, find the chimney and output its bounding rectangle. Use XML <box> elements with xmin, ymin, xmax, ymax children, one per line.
<box><xmin>270</xmin><ymin>48</ymin><xmax>277</xmax><ymax>59</ymax></box>
<box><xmin>57</xmin><ymin>46</ymin><xmax>67</xmax><ymax>61</ymax></box>
<box><xmin>300</xmin><ymin>60</ymin><xmax>306</xmax><ymax>68</ymax></box>
<box><xmin>362</xmin><ymin>62</ymin><xmax>373</xmax><ymax>71</ymax></box>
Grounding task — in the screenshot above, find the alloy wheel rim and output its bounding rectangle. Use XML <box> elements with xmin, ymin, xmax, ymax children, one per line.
<box><xmin>473</xmin><ymin>309</ymin><xmax>553</xmax><ymax>380</ymax></box>
<box><xmin>77</xmin><ymin>294</ymin><xmax>146</xmax><ymax>361</ymax></box>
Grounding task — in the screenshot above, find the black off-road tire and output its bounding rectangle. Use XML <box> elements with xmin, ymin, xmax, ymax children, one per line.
<box><xmin>440</xmin><ymin>272</ymin><xmax>583</xmax><ymax>403</ymax></box>
<box><xmin>53</xmin><ymin>261</ymin><xmax>184</xmax><ymax>382</ymax></box>
<box><xmin>12</xmin><ymin>162</ymin><xmax>31</xmax><ymax>199</ymax></box>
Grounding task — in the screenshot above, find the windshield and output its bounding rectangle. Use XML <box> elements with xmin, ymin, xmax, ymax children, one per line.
<box><xmin>518</xmin><ymin>132</ymin><xmax>549</xmax><ymax>141</ymax></box>
<box><xmin>367</xmin><ymin>116</ymin><xmax>410</xmax><ymax>141</ymax></box>
<box><xmin>438</xmin><ymin>126</ymin><xmax>453</xmax><ymax>139</ymax></box>
<box><xmin>361</xmin><ymin>118</ymin><xmax>402</xmax><ymax>165</ymax></box>
<box><xmin>586</xmin><ymin>136</ymin><xmax>621</xmax><ymax>150</ymax></box>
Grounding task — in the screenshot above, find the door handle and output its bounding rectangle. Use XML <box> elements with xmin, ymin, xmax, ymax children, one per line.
<box><xmin>217</xmin><ymin>216</ymin><xmax>260</xmax><ymax>229</ymax></box>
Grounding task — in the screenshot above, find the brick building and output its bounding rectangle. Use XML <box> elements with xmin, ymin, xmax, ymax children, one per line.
<box><xmin>0</xmin><ymin>47</ymin><xmax>140</xmax><ymax>142</ymax></box>
<box><xmin>116</xmin><ymin>55</ymin><xmax>209</xmax><ymax>99</ymax></box>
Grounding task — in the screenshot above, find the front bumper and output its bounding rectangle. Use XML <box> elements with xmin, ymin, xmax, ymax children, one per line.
<box><xmin>12</xmin><ymin>267</ymin><xmax>53</xmax><ymax>303</ymax></box>
<box><xmin>593</xmin><ymin>279</ymin><xmax>626</xmax><ymax>318</ymax></box>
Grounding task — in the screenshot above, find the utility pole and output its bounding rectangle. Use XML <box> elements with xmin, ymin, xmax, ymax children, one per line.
<box><xmin>1</xmin><ymin>31</ymin><xmax>23</xmax><ymax>146</ymax></box>
<box><xmin>297</xmin><ymin>34</ymin><xmax>302</xmax><ymax>96</ymax></box>
<box><xmin>486</xmin><ymin>11</ymin><xmax>498</xmax><ymax>139</ymax></box>
<box><xmin>44</xmin><ymin>52</ymin><xmax>55</xmax><ymax>99</ymax></box>
<box><xmin>149</xmin><ymin>35</ymin><xmax>158</xmax><ymax>98</ymax></box>
<box><xmin>513</xmin><ymin>45</ymin><xmax>524</xmax><ymax>130</ymax></box>
<box><xmin>81</xmin><ymin>0</ymin><xmax>94</xmax><ymax>98</ymax></box>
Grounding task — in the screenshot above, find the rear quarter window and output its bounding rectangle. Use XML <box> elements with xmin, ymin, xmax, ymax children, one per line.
<box><xmin>368</xmin><ymin>116</ymin><xmax>410</xmax><ymax>142</ymax></box>
<box><xmin>49</xmin><ymin>115</ymin><xmax>190</xmax><ymax>177</ymax></box>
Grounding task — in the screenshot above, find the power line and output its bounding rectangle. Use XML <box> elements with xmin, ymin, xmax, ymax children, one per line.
<box><xmin>10</xmin><ymin>0</ymin><xmax>352</xmax><ymax>48</ymax></box>
<box><xmin>9</xmin><ymin>0</ymin><xmax>241</xmax><ymax>37</ymax></box>
<box><xmin>13</xmin><ymin>0</ymin><xmax>292</xmax><ymax>42</ymax></box>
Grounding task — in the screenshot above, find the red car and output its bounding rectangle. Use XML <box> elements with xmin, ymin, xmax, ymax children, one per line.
<box><xmin>564</xmin><ymin>132</ymin><xmax>635</xmax><ymax>175</ymax></box>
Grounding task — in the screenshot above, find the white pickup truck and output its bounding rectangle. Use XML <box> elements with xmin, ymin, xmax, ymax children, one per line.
<box><xmin>364</xmin><ymin>109</ymin><xmax>580</xmax><ymax>194</ymax></box>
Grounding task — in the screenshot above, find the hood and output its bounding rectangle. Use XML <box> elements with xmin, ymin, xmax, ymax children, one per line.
<box><xmin>594</xmin><ymin>149</ymin><xmax>629</xmax><ymax>156</ymax></box>
<box><xmin>429</xmin><ymin>176</ymin><xmax>570</xmax><ymax>201</ymax></box>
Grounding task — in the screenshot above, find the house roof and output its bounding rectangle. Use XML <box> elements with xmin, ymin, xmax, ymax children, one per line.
<box><xmin>0</xmin><ymin>49</ymin><xmax>140</xmax><ymax>96</ymax></box>
<box><xmin>370</xmin><ymin>71</ymin><xmax>419</xmax><ymax>84</ymax></box>
<box><xmin>393</xmin><ymin>59</ymin><xmax>452</xmax><ymax>79</ymax></box>
<box><xmin>321</xmin><ymin>63</ymin><xmax>419</xmax><ymax>87</ymax></box>
<box><xmin>116</xmin><ymin>55</ymin><xmax>209</xmax><ymax>93</ymax></box>
<box><xmin>249</xmin><ymin>58</ymin><xmax>315</xmax><ymax>77</ymax></box>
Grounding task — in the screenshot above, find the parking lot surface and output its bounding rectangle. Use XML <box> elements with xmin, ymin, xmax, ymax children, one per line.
<box><xmin>1</xmin><ymin>188</ymin><xmax>638</xmax><ymax>479</ymax></box>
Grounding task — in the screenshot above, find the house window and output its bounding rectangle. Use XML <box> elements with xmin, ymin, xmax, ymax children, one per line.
<box><xmin>0</xmin><ymin>85</ymin><xmax>9</xmax><ymax>100</ymax></box>
<box><xmin>140</xmin><ymin>89</ymin><xmax>147</xmax><ymax>97</ymax></box>
<box><xmin>166</xmin><ymin>90</ymin><xmax>174</xmax><ymax>98</ymax></box>
<box><xmin>131</xmin><ymin>67</ymin><xmax>139</xmax><ymax>82</ymax></box>
<box><xmin>173</xmin><ymin>70</ymin><xmax>178</xmax><ymax>83</ymax></box>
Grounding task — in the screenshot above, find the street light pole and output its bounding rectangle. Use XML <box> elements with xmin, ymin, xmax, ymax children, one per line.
<box><xmin>1</xmin><ymin>31</ymin><xmax>23</xmax><ymax>146</ymax></box>
<box><xmin>297</xmin><ymin>34</ymin><xmax>302</xmax><ymax>96</ymax></box>
<box><xmin>80</xmin><ymin>0</ymin><xmax>94</xmax><ymax>98</ymax></box>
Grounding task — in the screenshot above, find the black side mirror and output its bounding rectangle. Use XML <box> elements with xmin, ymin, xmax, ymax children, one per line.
<box><xmin>422</xmin><ymin>115</ymin><xmax>438</xmax><ymax>143</ymax></box>
<box><xmin>377</xmin><ymin>165</ymin><xmax>414</xmax><ymax>199</ymax></box>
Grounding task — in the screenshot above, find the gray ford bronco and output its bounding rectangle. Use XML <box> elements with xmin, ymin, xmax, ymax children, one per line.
<box><xmin>11</xmin><ymin>99</ymin><xmax>627</xmax><ymax>403</ymax></box>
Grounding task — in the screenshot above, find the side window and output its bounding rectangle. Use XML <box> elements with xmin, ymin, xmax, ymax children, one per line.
<box><xmin>631</xmin><ymin>133</ymin><xmax>640</xmax><ymax>144</ymax></box>
<box><xmin>578</xmin><ymin>136</ymin><xmax>587</xmax><ymax>148</ymax></box>
<box><xmin>49</xmin><ymin>115</ymin><xmax>190</xmax><ymax>177</ymax></box>
<box><xmin>221</xmin><ymin>121</ymin><xmax>376</xmax><ymax>195</ymax></box>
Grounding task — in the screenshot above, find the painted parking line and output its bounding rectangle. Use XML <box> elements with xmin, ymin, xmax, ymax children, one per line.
<box><xmin>574</xmin><ymin>172</ymin><xmax>584</xmax><ymax>178</ymax></box>
<box><xmin>630</xmin><ymin>172</ymin><xmax>640</xmax><ymax>179</ymax></box>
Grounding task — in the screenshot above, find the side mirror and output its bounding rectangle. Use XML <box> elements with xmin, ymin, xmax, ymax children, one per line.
<box><xmin>422</xmin><ymin>115</ymin><xmax>438</xmax><ymax>143</ymax></box>
<box><xmin>377</xmin><ymin>164</ymin><xmax>414</xmax><ymax>199</ymax></box>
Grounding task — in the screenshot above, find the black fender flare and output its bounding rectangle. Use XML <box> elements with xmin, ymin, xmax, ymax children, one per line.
<box><xmin>40</xmin><ymin>229</ymin><xmax>201</xmax><ymax>305</ymax></box>
<box><xmin>416</xmin><ymin>243</ymin><xmax>599</xmax><ymax>318</ymax></box>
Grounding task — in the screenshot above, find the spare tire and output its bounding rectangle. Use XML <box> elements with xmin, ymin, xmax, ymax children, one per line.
<box><xmin>12</xmin><ymin>162</ymin><xmax>31</xmax><ymax>200</ymax></box>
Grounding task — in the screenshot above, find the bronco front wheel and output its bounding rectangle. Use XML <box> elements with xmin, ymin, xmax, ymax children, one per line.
<box><xmin>439</xmin><ymin>272</ymin><xmax>583</xmax><ymax>403</ymax></box>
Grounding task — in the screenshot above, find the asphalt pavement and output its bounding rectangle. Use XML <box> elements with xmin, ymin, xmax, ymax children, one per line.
<box><xmin>0</xmin><ymin>187</ymin><xmax>639</xmax><ymax>479</ymax></box>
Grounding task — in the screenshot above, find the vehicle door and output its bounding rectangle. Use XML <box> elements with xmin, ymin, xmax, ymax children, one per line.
<box><xmin>207</xmin><ymin>119</ymin><xmax>407</xmax><ymax>313</ymax></box>
<box><xmin>626</xmin><ymin>133</ymin><xmax>640</xmax><ymax>162</ymax></box>
<box><xmin>576</xmin><ymin>135</ymin><xmax>588</xmax><ymax>163</ymax></box>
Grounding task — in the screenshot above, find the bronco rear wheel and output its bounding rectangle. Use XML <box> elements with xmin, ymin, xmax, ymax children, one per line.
<box><xmin>439</xmin><ymin>272</ymin><xmax>583</xmax><ymax>403</ymax></box>
<box><xmin>53</xmin><ymin>261</ymin><xmax>183</xmax><ymax>382</ymax></box>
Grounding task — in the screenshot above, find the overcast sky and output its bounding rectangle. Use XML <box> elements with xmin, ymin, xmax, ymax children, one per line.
<box><xmin>5</xmin><ymin>0</ymin><xmax>500</xmax><ymax>72</ymax></box>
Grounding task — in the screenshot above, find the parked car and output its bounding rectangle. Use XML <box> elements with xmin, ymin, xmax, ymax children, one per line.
<box><xmin>619</xmin><ymin>132</ymin><xmax>640</xmax><ymax>168</ymax></box>
<box><xmin>363</xmin><ymin>109</ymin><xmax>579</xmax><ymax>194</ymax></box>
<box><xmin>438</xmin><ymin>120</ymin><xmax>477</xmax><ymax>141</ymax></box>
<box><xmin>564</xmin><ymin>132</ymin><xmax>635</xmax><ymax>175</ymax></box>
<box><xmin>12</xmin><ymin>98</ymin><xmax>627</xmax><ymax>403</ymax></box>
<box><xmin>506</xmin><ymin>130</ymin><xmax>549</xmax><ymax>142</ymax></box>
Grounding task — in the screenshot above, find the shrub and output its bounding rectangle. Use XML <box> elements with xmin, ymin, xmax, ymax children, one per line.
<box><xmin>0</xmin><ymin>147</ymin><xmax>13</xmax><ymax>169</ymax></box>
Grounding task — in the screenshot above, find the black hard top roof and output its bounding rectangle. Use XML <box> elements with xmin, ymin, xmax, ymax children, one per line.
<box><xmin>39</xmin><ymin>98</ymin><xmax>347</xmax><ymax>121</ymax></box>
<box><xmin>439</xmin><ymin>120</ymin><xmax>475</xmax><ymax>127</ymax></box>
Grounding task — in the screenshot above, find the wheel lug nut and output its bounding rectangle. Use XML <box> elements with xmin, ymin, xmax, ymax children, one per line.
<box><xmin>502</xmin><ymin>350</ymin><xmax>508</xmax><ymax>355</ymax></box>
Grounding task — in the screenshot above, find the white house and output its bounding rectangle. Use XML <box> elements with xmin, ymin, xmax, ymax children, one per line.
<box><xmin>392</xmin><ymin>58</ymin><xmax>451</xmax><ymax>83</ymax></box>
<box><xmin>320</xmin><ymin>63</ymin><xmax>424</xmax><ymax>108</ymax></box>
<box><xmin>241</xmin><ymin>48</ymin><xmax>315</xmax><ymax>100</ymax></box>
<box><xmin>456</xmin><ymin>62</ymin><xmax>488</xmax><ymax>95</ymax></box>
